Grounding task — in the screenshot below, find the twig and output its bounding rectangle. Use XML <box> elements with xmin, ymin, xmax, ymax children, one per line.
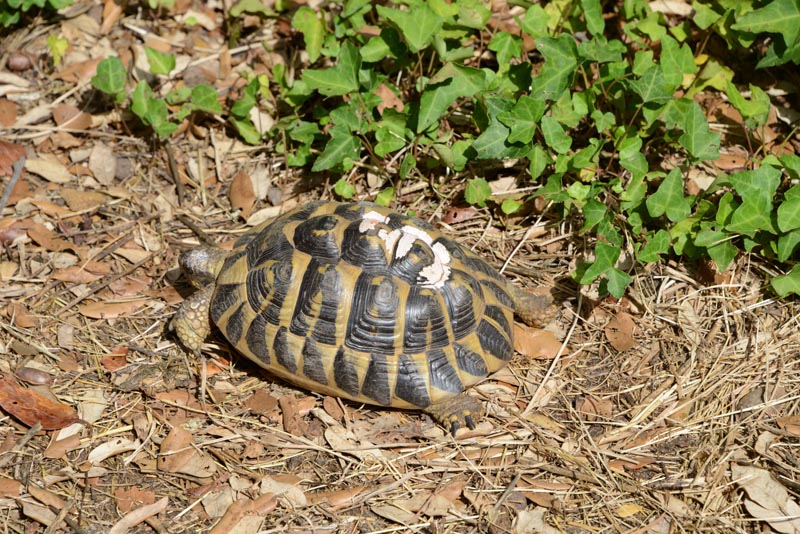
<box><xmin>55</xmin><ymin>255</ymin><xmax>152</xmax><ymax>316</ymax></box>
<box><xmin>164</xmin><ymin>142</ymin><xmax>185</xmax><ymax>206</ymax></box>
<box><xmin>0</xmin><ymin>322</ymin><xmax>60</xmax><ymax>362</ymax></box>
<box><xmin>0</xmin><ymin>155</ymin><xmax>25</xmax><ymax>212</ymax></box>
<box><xmin>0</xmin><ymin>422</ymin><xmax>42</xmax><ymax>468</ymax></box>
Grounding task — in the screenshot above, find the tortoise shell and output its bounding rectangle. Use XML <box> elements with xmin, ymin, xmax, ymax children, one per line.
<box><xmin>206</xmin><ymin>201</ymin><xmax>518</xmax><ymax>410</ymax></box>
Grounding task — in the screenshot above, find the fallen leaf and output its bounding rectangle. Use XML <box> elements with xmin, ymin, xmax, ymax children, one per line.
<box><xmin>6</xmin><ymin>302</ymin><xmax>39</xmax><ymax>328</ymax></box>
<box><xmin>0</xmin><ymin>99</ymin><xmax>18</xmax><ymax>127</ymax></box>
<box><xmin>0</xmin><ymin>478</ymin><xmax>21</xmax><ymax>498</ymax></box>
<box><xmin>513</xmin><ymin>324</ymin><xmax>561</xmax><ymax>359</ymax></box>
<box><xmin>776</xmin><ymin>416</ymin><xmax>800</xmax><ymax>437</ymax></box>
<box><xmin>52</xmin><ymin>104</ymin><xmax>92</xmax><ymax>130</ymax></box>
<box><xmin>605</xmin><ymin>312</ymin><xmax>637</xmax><ymax>352</ymax></box>
<box><xmin>88</xmin><ymin>437</ymin><xmax>141</xmax><ymax>465</ymax></box>
<box><xmin>244</xmin><ymin>389</ymin><xmax>279</xmax><ymax>418</ymax></box>
<box><xmin>158</xmin><ymin>426</ymin><xmax>216</xmax><ymax>477</ymax></box>
<box><xmin>259</xmin><ymin>475</ymin><xmax>307</xmax><ymax>508</ymax></box>
<box><xmin>108</xmin><ymin>496</ymin><xmax>168</xmax><ymax>534</ymax></box>
<box><xmin>577</xmin><ymin>396</ymin><xmax>613</xmax><ymax>420</ymax></box>
<box><xmin>115</xmin><ymin>486</ymin><xmax>156</xmax><ymax>513</ymax></box>
<box><xmin>60</xmin><ymin>189</ymin><xmax>108</xmax><ymax>211</ymax></box>
<box><xmin>25</xmin><ymin>154</ymin><xmax>72</xmax><ymax>183</ymax></box>
<box><xmin>0</xmin><ymin>372</ymin><xmax>81</xmax><ymax>430</ymax></box>
<box><xmin>208</xmin><ymin>493</ymin><xmax>277</xmax><ymax>534</ymax></box>
<box><xmin>88</xmin><ymin>143</ymin><xmax>117</xmax><ymax>185</ymax></box>
<box><xmin>0</xmin><ymin>140</ymin><xmax>25</xmax><ymax>175</ymax></box>
<box><xmin>230</xmin><ymin>171</ymin><xmax>256</xmax><ymax>218</ymax></box>
<box><xmin>375</xmin><ymin>83</ymin><xmax>404</xmax><ymax>113</ymax></box>
<box><xmin>733</xmin><ymin>463</ymin><xmax>800</xmax><ymax>533</ymax></box>
<box><xmin>442</xmin><ymin>206</ymin><xmax>479</xmax><ymax>224</ymax></box>
<box><xmin>616</xmin><ymin>502</ymin><xmax>643</xmax><ymax>518</ymax></box>
<box><xmin>44</xmin><ymin>434</ymin><xmax>82</xmax><ymax>459</ymax></box>
<box><xmin>78</xmin><ymin>299</ymin><xmax>148</xmax><ymax>319</ymax></box>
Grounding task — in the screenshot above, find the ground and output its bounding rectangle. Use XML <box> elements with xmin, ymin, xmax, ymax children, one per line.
<box><xmin>0</xmin><ymin>1</ymin><xmax>799</xmax><ymax>533</ymax></box>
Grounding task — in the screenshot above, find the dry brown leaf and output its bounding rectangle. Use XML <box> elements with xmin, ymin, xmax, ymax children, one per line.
<box><xmin>159</xmin><ymin>426</ymin><xmax>216</xmax><ymax>477</ymax></box>
<box><xmin>30</xmin><ymin>200</ymin><xmax>73</xmax><ymax>218</ymax></box>
<box><xmin>513</xmin><ymin>324</ymin><xmax>561</xmax><ymax>359</ymax></box>
<box><xmin>60</xmin><ymin>189</ymin><xmax>108</xmax><ymax>211</ymax></box>
<box><xmin>442</xmin><ymin>206</ymin><xmax>479</xmax><ymax>224</ymax></box>
<box><xmin>115</xmin><ymin>486</ymin><xmax>156</xmax><ymax>513</ymax></box>
<box><xmin>230</xmin><ymin>171</ymin><xmax>256</xmax><ymax>218</ymax></box>
<box><xmin>208</xmin><ymin>493</ymin><xmax>277</xmax><ymax>534</ymax></box>
<box><xmin>7</xmin><ymin>301</ymin><xmax>39</xmax><ymax>328</ymax></box>
<box><xmin>260</xmin><ymin>475</ymin><xmax>307</xmax><ymax>508</ymax></box>
<box><xmin>776</xmin><ymin>416</ymin><xmax>800</xmax><ymax>437</ymax></box>
<box><xmin>0</xmin><ymin>140</ymin><xmax>25</xmax><ymax>174</ymax></box>
<box><xmin>54</xmin><ymin>57</ymin><xmax>101</xmax><ymax>83</ymax></box>
<box><xmin>244</xmin><ymin>389</ymin><xmax>279</xmax><ymax>417</ymax></box>
<box><xmin>0</xmin><ymin>260</ymin><xmax>18</xmax><ymax>280</ymax></box>
<box><xmin>605</xmin><ymin>312</ymin><xmax>637</xmax><ymax>352</ymax></box>
<box><xmin>616</xmin><ymin>502</ymin><xmax>643</xmax><ymax>518</ymax></box>
<box><xmin>108</xmin><ymin>496</ymin><xmax>168</xmax><ymax>534</ymax></box>
<box><xmin>89</xmin><ymin>143</ymin><xmax>117</xmax><ymax>185</ymax></box>
<box><xmin>28</xmin><ymin>483</ymin><xmax>66</xmax><ymax>509</ymax></box>
<box><xmin>733</xmin><ymin>464</ymin><xmax>800</xmax><ymax>533</ymax></box>
<box><xmin>514</xmin><ymin>507</ymin><xmax>560</xmax><ymax>534</ymax></box>
<box><xmin>375</xmin><ymin>82</ymin><xmax>404</xmax><ymax>113</ymax></box>
<box><xmin>25</xmin><ymin>154</ymin><xmax>72</xmax><ymax>183</ymax></box>
<box><xmin>308</xmin><ymin>486</ymin><xmax>366</xmax><ymax>509</ymax></box>
<box><xmin>26</xmin><ymin>222</ymin><xmax>74</xmax><ymax>252</ymax></box>
<box><xmin>52</xmin><ymin>104</ymin><xmax>92</xmax><ymax>130</ymax></box>
<box><xmin>0</xmin><ymin>372</ymin><xmax>81</xmax><ymax>430</ymax></box>
<box><xmin>371</xmin><ymin>503</ymin><xmax>418</xmax><ymax>525</ymax></box>
<box><xmin>0</xmin><ymin>478</ymin><xmax>21</xmax><ymax>498</ymax></box>
<box><xmin>0</xmin><ymin>99</ymin><xmax>18</xmax><ymax>127</ymax></box>
<box><xmin>52</xmin><ymin>266</ymin><xmax>104</xmax><ymax>284</ymax></box>
<box><xmin>43</xmin><ymin>433</ymin><xmax>81</xmax><ymax>459</ymax></box>
<box><xmin>88</xmin><ymin>437</ymin><xmax>140</xmax><ymax>465</ymax></box>
<box><xmin>577</xmin><ymin>396</ymin><xmax>613</xmax><ymax>420</ymax></box>
<box><xmin>78</xmin><ymin>299</ymin><xmax>148</xmax><ymax>319</ymax></box>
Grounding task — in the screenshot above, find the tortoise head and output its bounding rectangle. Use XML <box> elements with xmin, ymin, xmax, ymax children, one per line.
<box><xmin>179</xmin><ymin>245</ymin><xmax>228</xmax><ymax>288</ymax></box>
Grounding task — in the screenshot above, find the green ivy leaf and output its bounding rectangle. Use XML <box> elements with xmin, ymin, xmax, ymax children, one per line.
<box><xmin>530</xmin><ymin>35</ymin><xmax>578</xmax><ymax>101</ymax></box>
<box><xmin>376</xmin><ymin>4</ymin><xmax>443</xmax><ymax>53</ymax></box>
<box><xmin>725</xmin><ymin>81</ymin><xmax>771</xmax><ymax>128</ymax></box>
<box><xmin>416</xmin><ymin>63</ymin><xmax>487</xmax><ymax>133</ymax></box>
<box><xmin>575</xmin><ymin>241</ymin><xmax>620</xmax><ymax>284</ymax></box>
<box><xmin>46</xmin><ymin>34</ymin><xmax>68</xmax><ymax>67</ymax></box>
<box><xmin>605</xmin><ymin>268</ymin><xmax>633</xmax><ymax>298</ymax></box>
<box><xmin>540</xmin><ymin>115</ymin><xmax>572</xmax><ymax>154</ymax></box>
<box><xmin>292</xmin><ymin>7</ymin><xmax>325</xmax><ymax>63</ymax></box>
<box><xmin>501</xmin><ymin>198</ymin><xmax>522</xmax><ymax>215</ymax></box>
<box><xmin>92</xmin><ymin>57</ymin><xmax>127</xmax><ymax>103</ymax></box>
<box><xmin>488</xmin><ymin>31</ymin><xmax>522</xmax><ymax>67</ymax></box>
<box><xmin>374</xmin><ymin>187</ymin><xmax>394</xmax><ymax>207</ymax></box>
<box><xmin>230</xmin><ymin>117</ymin><xmax>261</xmax><ymax>145</ymax></box>
<box><xmin>777</xmin><ymin>230</ymin><xmax>800</xmax><ymax>262</ymax></box>
<box><xmin>464</xmin><ymin>178</ymin><xmax>492</xmax><ymax>207</ymax></box>
<box><xmin>731</xmin><ymin>0</ymin><xmax>800</xmax><ymax>53</ymax></box>
<box><xmin>581</xmin><ymin>198</ymin><xmax>606</xmax><ymax>232</ymax></box>
<box><xmin>333</xmin><ymin>178</ymin><xmax>356</xmax><ymax>199</ymax></box>
<box><xmin>662</xmin><ymin>99</ymin><xmax>721</xmax><ymax>160</ymax></box>
<box><xmin>312</xmin><ymin>130</ymin><xmax>360</xmax><ymax>172</ymax></box>
<box><xmin>771</xmin><ymin>264</ymin><xmax>800</xmax><ymax>297</ymax></box>
<box><xmin>778</xmin><ymin>197</ymin><xmax>800</xmax><ymax>232</ymax></box>
<box><xmin>645</xmin><ymin>168</ymin><xmax>692</xmax><ymax>222</ymax></box>
<box><xmin>190</xmin><ymin>84</ymin><xmax>222</xmax><ymax>114</ymax></box>
<box><xmin>580</xmin><ymin>0</ymin><xmax>604</xmax><ymax>35</ymax></box>
<box><xmin>303</xmin><ymin>41</ymin><xmax>360</xmax><ymax>96</ymax></box>
<box><xmin>638</xmin><ymin>229</ymin><xmax>671</xmax><ymax>263</ymax></box>
<box><xmin>145</xmin><ymin>47</ymin><xmax>175</xmax><ymax>75</ymax></box>
<box><xmin>497</xmin><ymin>96</ymin><xmax>545</xmax><ymax>144</ymax></box>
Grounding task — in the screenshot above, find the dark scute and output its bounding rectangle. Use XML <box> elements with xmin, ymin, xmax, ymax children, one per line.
<box><xmin>427</xmin><ymin>349</ymin><xmax>464</xmax><ymax>393</ymax></box>
<box><xmin>386</xmin><ymin>212</ymin><xmax>435</xmax><ymax>231</ymax></box>
<box><xmin>273</xmin><ymin>326</ymin><xmax>296</xmax><ymax>373</ymax></box>
<box><xmin>404</xmin><ymin>287</ymin><xmax>449</xmax><ymax>352</ymax></box>
<box><xmin>361</xmin><ymin>353</ymin><xmax>391</xmax><ymax>406</ymax></box>
<box><xmin>248</xmin><ymin>227</ymin><xmax>294</xmax><ymax>266</ymax></box>
<box><xmin>302</xmin><ymin>338</ymin><xmax>328</xmax><ymax>385</ymax></box>
<box><xmin>225</xmin><ymin>303</ymin><xmax>246</xmax><ymax>344</ymax></box>
<box><xmin>484</xmin><ymin>305</ymin><xmax>512</xmax><ymax>338</ymax></box>
<box><xmin>287</xmin><ymin>200</ymin><xmax>326</xmax><ymax>221</ymax></box>
<box><xmin>341</xmin><ymin>221</ymin><xmax>389</xmax><ymax>272</ymax></box>
<box><xmin>263</xmin><ymin>261</ymin><xmax>293</xmax><ymax>325</ymax></box>
<box><xmin>222</xmin><ymin>249</ymin><xmax>246</xmax><ymax>273</ymax></box>
<box><xmin>433</xmin><ymin>236</ymin><xmax>465</xmax><ymax>260</ymax></box>
<box><xmin>484</xmin><ymin>281</ymin><xmax>515</xmax><ymax>308</ymax></box>
<box><xmin>394</xmin><ymin>354</ymin><xmax>431</xmax><ymax>407</ymax></box>
<box><xmin>389</xmin><ymin>241</ymin><xmax>434</xmax><ymax>285</ymax></box>
<box><xmin>210</xmin><ymin>283</ymin><xmax>241</xmax><ymax>325</ymax></box>
<box><xmin>476</xmin><ymin>320</ymin><xmax>514</xmax><ymax>361</ymax></box>
<box><xmin>311</xmin><ymin>265</ymin><xmax>341</xmax><ymax>345</ymax></box>
<box><xmin>289</xmin><ymin>260</ymin><xmax>325</xmax><ymax>337</ymax></box>
<box><xmin>333</xmin><ymin>347</ymin><xmax>360</xmax><ymax>398</ymax></box>
<box><xmin>245</xmin><ymin>313</ymin><xmax>269</xmax><ymax>364</ymax></box>
<box><xmin>462</xmin><ymin>254</ymin><xmax>504</xmax><ymax>281</ymax></box>
<box><xmin>335</xmin><ymin>202</ymin><xmax>366</xmax><ymax>220</ymax></box>
<box><xmin>245</xmin><ymin>267</ymin><xmax>271</xmax><ymax>313</ymax></box>
<box><xmin>454</xmin><ymin>343</ymin><xmax>488</xmax><ymax>377</ymax></box>
<box><xmin>439</xmin><ymin>272</ymin><xmax>477</xmax><ymax>340</ymax></box>
<box><xmin>345</xmin><ymin>273</ymin><xmax>398</xmax><ymax>356</ymax></box>
<box><xmin>293</xmin><ymin>215</ymin><xmax>340</xmax><ymax>263</ymax></box>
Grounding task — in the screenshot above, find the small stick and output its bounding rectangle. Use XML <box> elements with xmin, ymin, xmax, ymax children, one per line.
<box><xmin>164</xmin><ymin>142</ymin><xmax>185</xmax><ymax>206</ymax></box>
<box><xmin>0</xmin><ymin>422</ymin><xmax>42</xmax><ymax>468</ymax></box>
<box><xmin>0</xmin><ymin>155</ymin><xmax>25</xmax><ymax>212</ymax></box>
<box><xmin>55</xmin><ymin>255</ymin><xmax>152</xmax><ymax>316</ymax></box>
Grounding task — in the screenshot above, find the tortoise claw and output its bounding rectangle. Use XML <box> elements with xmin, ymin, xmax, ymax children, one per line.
<box><xmin>424</xmin><ymin>394</ymin><xmax>484</xmax><ymax>435</ymax></box>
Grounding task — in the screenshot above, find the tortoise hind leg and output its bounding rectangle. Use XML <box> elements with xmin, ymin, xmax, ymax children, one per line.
<box><xmin>424</xmin><ymin>394</ymin><xmax>484</xmax><ymax>436</ymax></box>
<box><xmin>507</xmin><ymin>284</ymin><xmax>558</xmax><ymax>327</ymax></box>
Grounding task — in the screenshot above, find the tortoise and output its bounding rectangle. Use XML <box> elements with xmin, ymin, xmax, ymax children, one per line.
<box><xmin>171</xmin><ymin>201</ymin><xmax>555</xmax><ymax>433</ymax></box>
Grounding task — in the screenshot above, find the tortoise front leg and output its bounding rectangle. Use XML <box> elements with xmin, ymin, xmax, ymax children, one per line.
<box><xmin>424</xmin><ymin>394</ymin><xmax>484</xmax><ymax>436</ymax></box>
<box><xmin>171</xmin><ymin>284</ymin><xmax>214</xmax><ymax>356</ymax></box>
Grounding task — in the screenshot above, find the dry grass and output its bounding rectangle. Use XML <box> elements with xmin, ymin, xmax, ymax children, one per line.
<box><xmin>1</xmin><ymin>6</ymin><xmax>799</xmax><ymax>534</ymax></box>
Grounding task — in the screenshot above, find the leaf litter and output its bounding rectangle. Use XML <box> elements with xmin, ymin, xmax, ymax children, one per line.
<box><xmin>0</xmin><ymin>2</ymin><xmax>797</xmax><ymax>534</ymax></box>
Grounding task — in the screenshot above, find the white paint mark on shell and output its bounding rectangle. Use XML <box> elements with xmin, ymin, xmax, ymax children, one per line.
<box><xmin>359</xmin><ymin>210</ymin><xmax>451</xmax><ymax>288</ymax></box>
